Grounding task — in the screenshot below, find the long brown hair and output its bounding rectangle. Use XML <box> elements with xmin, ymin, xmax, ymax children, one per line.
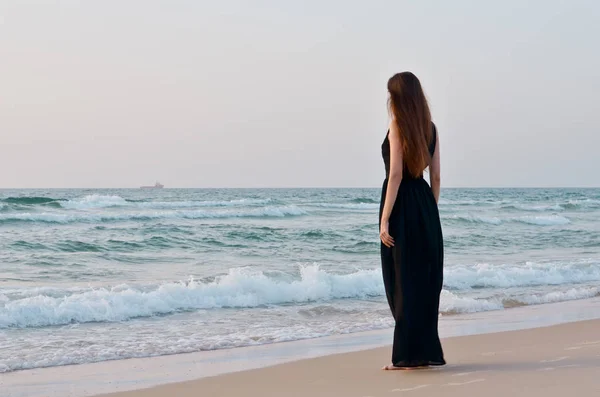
<box><xmin>387</xmin><ymin>72</ymin><xmax>433</xmax><ymax>178</ymax></box>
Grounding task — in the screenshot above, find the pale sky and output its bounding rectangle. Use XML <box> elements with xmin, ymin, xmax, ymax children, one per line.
<box><xmin>1</xmin><ymin>0</ymin><xmax>598</xmax><ymax>188</ymax></box>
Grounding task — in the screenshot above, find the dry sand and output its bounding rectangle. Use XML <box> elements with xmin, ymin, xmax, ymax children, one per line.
<box><xmin>96</xmin><ymin>319</ymin><xmax>600</xmax><ymax>397</ymax></box>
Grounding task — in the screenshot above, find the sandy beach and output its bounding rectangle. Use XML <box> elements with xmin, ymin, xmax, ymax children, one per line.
<box><xmin>91</xmin><ymin>319</ymin><xmax>600</xmax><ymax>397</ymax></box>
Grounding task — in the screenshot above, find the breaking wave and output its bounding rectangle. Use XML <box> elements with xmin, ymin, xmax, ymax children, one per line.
<box><xmin>3</xmin><ymin>260</ymin><xmax>600</xmax><ymax>329</ymax></box>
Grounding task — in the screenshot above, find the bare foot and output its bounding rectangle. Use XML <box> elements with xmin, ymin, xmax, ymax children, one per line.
<box><xmin>382</xmin><ymin>364</ymin><xmax>424</xmax><ymax>370</ymax></box>
<box><xmin>382</xmin><ymin>364</ymin><xmax>430</xmax><ymax>370</ymax></box>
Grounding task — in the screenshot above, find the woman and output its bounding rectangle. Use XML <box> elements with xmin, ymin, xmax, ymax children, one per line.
<box><xmin>379</xmin><ymin>72</ymin><xmax>445</xmax><ymax>370</ymax></box>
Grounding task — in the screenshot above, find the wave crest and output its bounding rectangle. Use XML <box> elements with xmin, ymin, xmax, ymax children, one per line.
<box><xmin>501</xmin><ymin>203</ymin><xmax>564</xmax><ymax>212</ymax></box>
<box><xmin>444</xmin><ymin>260</ymin><xmax>600</xmax><ymax>290</ymax></box>
<box><xmin>514</xmin><ymin>215</ymin><xmax>570</xmax><ymax>226</ymax></box>
<box><xmin>442</xmin><ymin>214</ymin><xmax>571</xmax><ymax>226</ymax></box>
<box><xmin>0</xmin><ymin>265</ymin><xmax>382</xmax><ymax>328</ymax></box>
<box><xmin>1</xmin><ymin>197</ymin><xmax>63</xmax><ymax>205</ymax></box>
<box><xmin>0</xmin><ymin>205</ymin><xmax>307</xmax><ymax>224</ymax></box>
<box><xmin>313</xmin><ymin>203</ymin><xmax>379</xmax><ymax>210</ymax></box>
<box><xmin>2</xmin><ymin>260</ymin><xmax>600</xmax><ymax>328</ymax></box>
<box><xmin>442</xmin><ymin>214</ymin><xmax>502</xmax><ymax>225</ymax></box>
<box><xmin>61</xmin><ymin>195</ymin><xmax>128</xmax><ymax>209</ymax></box>
<box><xmin>60</xmin><ymin>195</ymin><xmax>274</xmax><ymax>210</ymax></box>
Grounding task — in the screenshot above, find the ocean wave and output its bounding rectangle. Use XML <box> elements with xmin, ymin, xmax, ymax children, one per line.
<box><xmin>3</xmin><ymin>260</ymin><xmax>600</xmax><ymax>329</ymax></box>
<box><xmin>1</xmin><ymin>288</ymin><xmax>598</xmax><ymax>373</ymax></box>
<box><xmin>350</xmin><ymin>198</ymin><xmax>378</xmax><ymax>204</ymax></box>
<box><xmin>442</xmin><ymin>287</ymin><xmax>600</xmax><ymax>314</ymax></box>
<box><xmin>137</xmin><ymin>198</ymin><xmax>273</xmax><ymax>209</ymax></box>
<box><xmin>442</xmin><ymin>214</ymin><xmax>503</xmax><ymax>225</ymax></box>
<box><xmin>1</xmin><ymin>196</ymin><xmax>64</xmax><ymax>205</ymax></box>
<box><xmin>12</xmin><ymin>236</ymin><xmax>199</xmax><ymax>253</ymax></box>
<box><xmin>313</xmin><ymin>203</ymin><xmax>380</xmax><ymax>210</ymax></box>
<box><xmin>0</xmin><ymin>206</ymin><xmax>307</xmax><ymax>224</ymax></box>
<box><xmin>438</xmin><ymin>199</ymin><xmax>480</xmax><ymax>206</ymax></box>
<box><xmin>60</xmin><ymin>195</ymin><xmax>273</xmax><ymax>210</ymax></box>
<box><xmin>439</xmin><ymin>197</ymin><xmax>600</xmax><ymax>212</ymax></box>
<box><xmin>0</xmin><ymin>265</ymin><xmax>383</xmax><ymax>328</ymax></box>
<box><xmin>331</xmin><ymin>241</ymin><xmax>379</xmax><ymax>253</ymax></box>
<box><xmin>501</xmin><ymin>203</ymin><xmax>564</xmax><ymax>212</ymax></box>
<box><xmin>1</xmin><ymin>195</ymin><xmax>274</xmax><ymax>210</ymax></box>
<box><xmin>514</xmin><ymin>215</ymin><xmax>570</xmax><ymax>226</ymax></box>
<box><xmin>444</xmin><ymin>260</ymin><xmax>600</xmax><ymax>290</ymax></box>
<box><xmin>11</xmin><ymin>240</ymin><xmax>52</xmax><ymax>251</ymax></box>
<box><xmin>442</xmin><ymin>214</ymin><xmax>571</xmax><ymax>226</ymax></box>
<box><xmin>440</xmin><ymin>290</ymin><xmax>503</xmax><ymax>313</ymax></box>
<box><xmin>60</xmin><ymin>195</ymin><xmax>129</xmax><ymax>209</ymax></box>
<box><xmin>563</xmin><ymin>199</ymin><xmax>600</xmax><ymax>209</ymax></box>
<box><xmin>517</xmin><ymin>287</ymin><xmax>600</xmax><ymax>305</ymax></box>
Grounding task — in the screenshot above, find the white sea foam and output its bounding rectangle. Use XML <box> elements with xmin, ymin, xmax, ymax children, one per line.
<box><xmin>440</xmin><ymin>285</ymin><xmax>600</xmax><ymax>314</ymax></box>
<box><xmin>438</xmin><ymin>199</ymin><xmax>480</xmax><ymax>206</ymax></box>
<box><xmin>61</xmin><ymin>195</ymin><xmax>129</xmax><ymax>209</ymax></box>
<box><xmin>514</xmin><ymin>215</ymin><xmax>570</xmax><ymax>226</ymax></box>
<box><xmin>439</xmin><ymin>290</ymin><xmax>503</xmax><ymax>313</ymax></box>
<box><xmin>565</xmin><ymin>199</ymin><xmax>600</xmax><ymax>208</ymax></box>
<box><xmin>313</xmin><ymin>203</ymin><xmax>380</xmax><ymax>210</ymax></box>
<box><xmin>518</xmin><ymin>287</ymin><xmax>599</xmax><ymax>305</ymax></box>
<box><xmin>0</xmin><ymin>265</ymin><xmax>382</xmax><ymax>328</ymax></box>
<box><xmin>137</xmin><ymin>198</ymin><xmax>273</xmax><ymax>209</ymax></box>
<box><xmin>60</xmin><ymin>195</ymin><xmax>273</xmax><ymax>210</ymax></box>
<box><xmin>443</xmin><ymin>214</ymin><xmax>503</xmax><ymax>225</ymax></box>
<box><xmin>0</xmin><ymin>313</ymin><xmax>394</xmax><ymax>373</ymax></box>
<box><xmin>444</xmin><ymin>260</ymin><xmax>600</xmax><ymax>290</ymax></box>
<box><xmin>443</xmin><ymin>214</ymin><xmax>571</xmax><ymax>226</ymax></box>
<box><xmin>508</xmin><ymin>204</ymin><xmax>564</xmax><ymax>212</ymax></box>
<box><xmin>0</xmin><ymin>205</ymin><xmax>307</xmax><ymax>224</ymax></box>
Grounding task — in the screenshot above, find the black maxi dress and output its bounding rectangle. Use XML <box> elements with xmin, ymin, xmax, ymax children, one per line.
<box><xmin>379</xmin><ymin>124</ymin><xmax>446</xmax><ymax>367</ymax></box>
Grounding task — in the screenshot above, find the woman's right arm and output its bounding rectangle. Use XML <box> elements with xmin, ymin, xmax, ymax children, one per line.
<box><xmin>429</xmin><ymin>131</ymin><xmax>441</xmax><ymax>203</ymax></box>
<box><xmin>379</xmin><ymin>118</ymin><xmax>403</xmax><ymax>248</ymax></box>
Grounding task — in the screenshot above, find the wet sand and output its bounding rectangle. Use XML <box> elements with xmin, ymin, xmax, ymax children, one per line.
<box><xmin>95</xmin><ymin>319</ymin><xmax>600</xmax><ymax>397</ymax></box>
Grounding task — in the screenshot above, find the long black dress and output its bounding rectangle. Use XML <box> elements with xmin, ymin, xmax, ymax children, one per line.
<box><xmin>379</xmin><ymin>124</ymin><xmax>446</xmax><ymax>367</ymax></box>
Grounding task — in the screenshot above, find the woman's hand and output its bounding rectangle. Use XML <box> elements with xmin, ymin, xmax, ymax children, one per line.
<box><xmin>380</xmin><ymin>220</ymin><xmax>395</xmax><ymax>247</ymax></box>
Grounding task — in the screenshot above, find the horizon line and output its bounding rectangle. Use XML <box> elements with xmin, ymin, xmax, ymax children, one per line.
<box><xmin>1</xmin><ymin>186</ymin><xmax>599</xmax><ymax>190</ymax></box>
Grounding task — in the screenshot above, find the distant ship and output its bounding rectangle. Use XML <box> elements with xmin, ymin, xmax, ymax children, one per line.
<box><xmin>140</xmin><ymin>182</ymin><xmax>164</xmax><ymax>189</ymax></box>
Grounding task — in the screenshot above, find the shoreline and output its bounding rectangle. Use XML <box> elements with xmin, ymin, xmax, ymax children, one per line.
<box><xmin>98</xmin><ymin>318</ymin><xmax>600</xmax><ymax>397</ymax></box>
<box><xmin>2</xmin><ymin>296</ymin><xmax>600</xmax><ymax>397</ymax></box>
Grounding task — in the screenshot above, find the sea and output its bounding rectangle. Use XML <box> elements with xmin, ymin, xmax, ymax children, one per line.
<box><xmin>1</xmin><ymin>187</ymin><xmax>600</xmax><ymax>373</ymax></box>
